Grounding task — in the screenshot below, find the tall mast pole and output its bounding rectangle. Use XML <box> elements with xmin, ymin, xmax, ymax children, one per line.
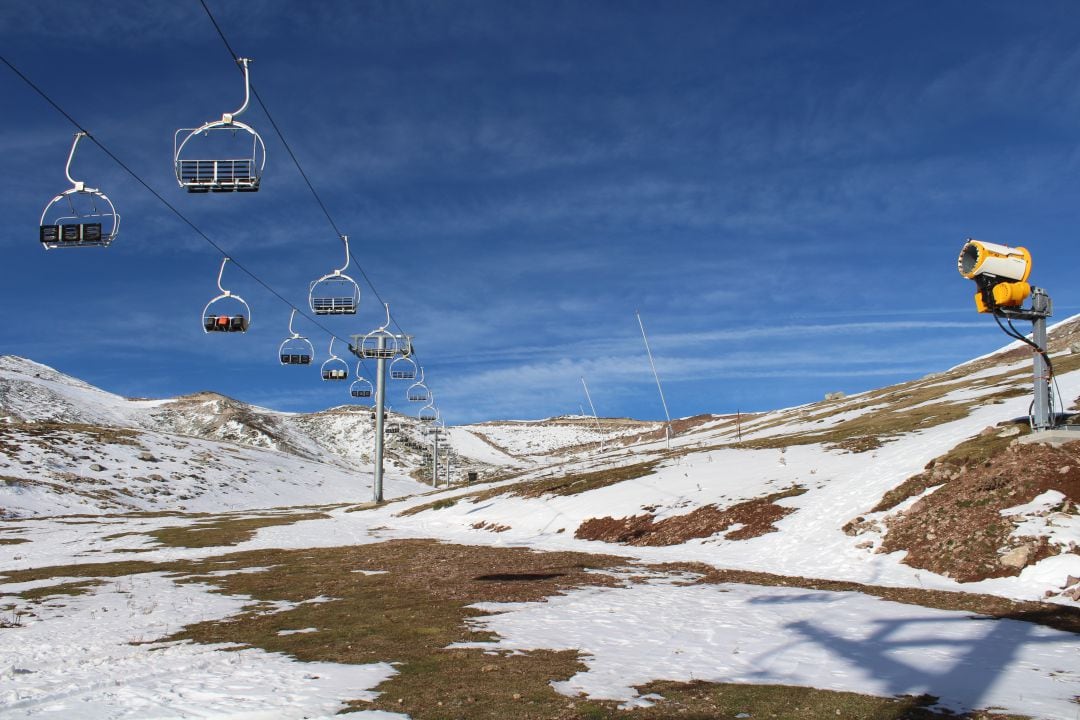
<box><xmin>432</xmin><ymin>424</ymin><xmax>439</xmax><ymax>486</ymax></box>
<box><xmin>580</xmin><ymin>376</ymin><xmax>604</xmax><ymax>453</ymax></box>
<box><xmin>636</xmin><ymin>310</ymin><xmax>674</xmax><ymax>449</ymax></box>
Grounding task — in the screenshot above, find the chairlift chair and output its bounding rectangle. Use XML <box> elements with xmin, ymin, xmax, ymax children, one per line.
<box><xmin>278</xmin><ymin>309</ymin><xmax>314</xmax><ymax>365</ymax></box>
<box><xmin>309</xmin><ymin>235</ymin><xmax>360</xmax><ymax>315</ymax></box>
<box><xmin>39</xmin><ymin>133</ymin><xmax>120</xmax><ymax>249</ymax></box>
<box><xmin>350</xmin><ymin>365</ymin><xmax>374</xmax><ymax>399</ymax></box>
<box><xmin>389</xmin><ymin>355</ymin><xmax>417</xmax><ymax>381</ymax></box>
<box><xmin>385</xmin><ymin>406</ymin><xmax>400</xmax><ymax>434</ymax></box>
<box><xmin>320</xmin><ymin>337</ymin><xmax>349</xmax><ymax>381</ymax></box>
<box><xmin>418</xmin><ymin>404</ymin><xmax>439</xmax><ymax>424</ymax></box>
<box><xmin>406</xmin><ymin>366</ymin><xmax>430</xmax><ymax>403</ymax></box>
<box><xmin>174</xmin><ymin>58</ymin><xmax>266</xmax><ymax>193</ymax></box>
<box><xmin>202</xmin><ymin>258</ymin><xmax>250</xmax><ymax>333</ymax></box>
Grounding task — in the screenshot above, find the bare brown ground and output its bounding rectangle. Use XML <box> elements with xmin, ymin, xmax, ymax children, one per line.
<box><xmin>879</xmin><ymin>438</ymin><xmax>1080</xmax><ymax>582</ymax></box>
<box><xmin>5</xmin><ymin>540</ymin><xmax>1072</xmax><ymax>718</ymax></box>
<box><xmin>575</xmin><ymin>488</ymin><xmax>806</xmax><ymax>546</ymax></box>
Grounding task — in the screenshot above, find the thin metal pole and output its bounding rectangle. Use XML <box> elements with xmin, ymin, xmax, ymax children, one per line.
<box><xmin>636</xmin><ymin>310</ymin><xmax>674</xmax><ymax>449</ymax></box>
<box><xmin>581</xmin><ymin>376</ymin><xmax>604</xmax><ymax>453</ymax></box>
<box><xmin>425</xmin><ymin>425</ymin><xmax>434</xmax><ymax>487</ymax></box>
<box><xmin>445</xmin><ymin>440</ymin><xmax>451</xmax><ymax>486</ymax></box>
<box><xmin>1032</xmin><ymin>314</ymin><xmax>1050</xmax><ymax>431</ymax></box>
<box><xmin>373</xmin><ymin>335</ymin><xmax>387</xmax><ymax>503</ymax></box>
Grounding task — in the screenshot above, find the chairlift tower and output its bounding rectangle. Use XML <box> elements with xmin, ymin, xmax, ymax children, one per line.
<box><xmin>350</xmin><ymin>303</ymin><xmax>415</xmax><ymax>503</ymax></box>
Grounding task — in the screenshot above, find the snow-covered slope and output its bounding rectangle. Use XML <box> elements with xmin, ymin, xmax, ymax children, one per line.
<box><xmin>0</xmin><ymin>357</ymin><xmax>438</xmax><ymax>516</ymax></box>
<box><xmin>3</xmin><ymin>322</ymin><xmax>1080</xmax><ymax>720</ymax></box>
<box><xmin>3</xmin><ymin>314</ymin><xmax>1079</xmax><ymax>602</ymax></box>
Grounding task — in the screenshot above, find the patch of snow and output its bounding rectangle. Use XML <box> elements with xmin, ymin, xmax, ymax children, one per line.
<box><xmin>455</xmin><ymin>578</ymin><xmax>1080</xmax><ymax>718</ymax></box>
<box><xmin>0</xmin><ymin>572</ymin><xmax>396</xmax><ymax>719</ymax></box>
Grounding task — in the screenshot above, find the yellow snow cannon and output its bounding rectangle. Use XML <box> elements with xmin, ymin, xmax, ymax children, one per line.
<box><xmin>957</xmin><ymin>239</ymin><xmax>1032</xmax><ymax>313</ymax></box>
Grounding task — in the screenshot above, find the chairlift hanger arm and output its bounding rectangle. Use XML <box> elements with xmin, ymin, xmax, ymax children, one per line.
<box><xmin>65</xmin><ymin>132</ymin><xmax>89</xmax><ymax>189</ymax></box>
<box><xmin>216</xmin><ymin>257</ymin><xmax>232</xmax><ymax>296</ymax></box>
<box><xmin>223</xmin><ymin>57</ymin><xmax>253</xmax><ymax>123</ymax></box>
<box><xmin>334</xmin><ymin>235</ymin><xmax>351</xmax><ymax>276</ymax></box>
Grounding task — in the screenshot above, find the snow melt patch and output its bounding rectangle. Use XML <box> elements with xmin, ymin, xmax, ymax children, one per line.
<box><xmin>1001</xmin><ymin>490</ymin><xmax>1080</xmax><ymax>551</ymax></box>
<box><xmin>458</xmin><ymin>578</ymin><xmax>1080</xmax><ymax>718</ymax></box>
<box><xmin>0</xmin><ymin>572</ymin><xmax>396</xmax><ymax>719</ymax></box>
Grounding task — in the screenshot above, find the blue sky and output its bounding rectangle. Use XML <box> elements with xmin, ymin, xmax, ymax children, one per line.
<box><xmin>3</xmin><ymin>1</ymin><xmax>1080</xmax><ymax>424</ymax></box>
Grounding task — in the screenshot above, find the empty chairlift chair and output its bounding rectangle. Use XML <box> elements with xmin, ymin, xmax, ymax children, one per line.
<box><xmin>418</xmin><ymin>404</ymin><xmax>438</xmax><ymax>424</ymax></box>
<box><xmin>174</xmin><ymin>58</ymin><xmax>265</xmax><ymax>193</ymax></box>
<box><xmin>309</xmin><ymin>235</ymin><xmax>360</xmax><ymax>315</ymax></box>
<box><xmin>350</xmin><ymin>375</ymin><xmax>373</xmax><ymax>400</ymax></box>
<box><xmin>321</xmin><ymin>337</ymin><xmax>350</xmax><ymax>381</ymax></box>
<box><xmin>278</xmin><ymin>309</ymin><xmax>314</xmax><ymax>365</ymax></box>
<box><xmin>202</xmin><ymin>258</ymin><xmax>251</xmax><ymax>333</ymax></box>
<box><xmin>39</xmin><ymin>132</ymin><xmax>120</xmax><ymax>249</ymax></box>
<box><xmin>406</xmin><ymin>366</ymin><xmax>430</xmax><ymax>403</ymax></box>
<box><xmin>389</xmin><ymin>355</ymin><xmax>417</xmax><ymax>381</ymax></box>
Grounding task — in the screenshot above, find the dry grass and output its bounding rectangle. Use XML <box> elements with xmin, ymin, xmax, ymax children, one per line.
<box><xmin>400</xmin><ymin>460</ymin><xmax>661</xmax><ymax>517</ymax></box>
<box><xmin>0</xmin><ymin>420</ymin><xmax>142</xmax><ymax>448</ymax></box>
<box><xmin>870</xmin><ymin>424</ymin><xmax>1027</xmax><ymax>513</ymax></box>
<box><xmin>879</xmin><ymin>439</ymin><xmax>1080</xmax><ymax>582</ymax></box>
<box><xmin>1</xmin><ymin>540</ymin><xmax>1060</xmax><ymax>719</ymax></box>
<box><xmin>616</xmin><ymin>681</ymin><xmax>1027</xmax><ymax>720</ymax></box>
<box><xmin>14</xmin><ymin>579</ymin><xmax>104</xmax><ymax>601</ymax></box>
<box><xmin>576</xmin><ymin>487</ymin><xmax>807</xmax><ymax>546</ymax></box>
<box><xmin>145</xmin><ymin>511</ymin><xmax>331</xmax><ymax>548</ymax></box>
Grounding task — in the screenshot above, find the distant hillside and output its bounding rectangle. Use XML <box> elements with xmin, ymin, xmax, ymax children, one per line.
<box><xmin>3</xmin><ymin>315</ymin><xmax>1079</xmax><ymax>605</ymax></box>
<box><xmin>384</xmin><ymin>315</ymin><xmax>1080</xmax><ymax>606</ymax></box>
<box><xmin>0</xmin><ymin>357</ymin><xmax>431</xmax><ymax>516</ymax></box>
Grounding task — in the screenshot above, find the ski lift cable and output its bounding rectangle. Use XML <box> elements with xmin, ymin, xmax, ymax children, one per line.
<box><xmin>196</xmin><ymin>0</ymin><xmax>431</xmax><ymax>377</ymax></box>
<box><xmin>0</xmin><ymin>52</ymin><xmax>371</xmax><ymax>370</ymax></box>
<box><xmin>4</xmin><ymin>52</ymin><xmax>442</xmax><ymax>409</ymax></box>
